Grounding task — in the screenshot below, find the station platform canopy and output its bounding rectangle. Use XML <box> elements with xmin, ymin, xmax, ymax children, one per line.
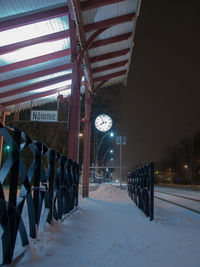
<box><xmin>0</xmin><ymin>0</ymin><xmax>141</xmax><ymax>112</ymax></box>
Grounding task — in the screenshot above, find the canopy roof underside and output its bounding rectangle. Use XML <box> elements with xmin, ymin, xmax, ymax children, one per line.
<box><xmin>0</xmin><ymin>0</ymin><xmax>141</xmax><ymax>111</ymax></box>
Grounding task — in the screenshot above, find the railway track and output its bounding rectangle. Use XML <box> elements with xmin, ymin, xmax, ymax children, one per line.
<box><xmin>154</xmin><ymin>190</ymin><xmax>200</xmax><ymax>214</ymax></box>
<box><xmin>155</xmin><ymin>190</ymin><xmax>200</xmax><ymax>202</ymax></box>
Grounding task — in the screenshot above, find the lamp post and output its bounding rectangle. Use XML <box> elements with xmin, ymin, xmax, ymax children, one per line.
<box><xmin>95</xmin><ymin>132</ymin><xmax>114</xmax><ymax>167</ymax></box>
<box><xmin>116</xmin><ymin>136</ymin><xmax>126</xmax><ymax>189</ymax></box>
<box><xmin>102</xmin><ymin>149</ymin><xmax>114</xmax><ymax>165</ymax></box>
<box><xmin>95</xmin><ymin>132</ymin><xmax>114</xmax><ymax>180</ymax></box>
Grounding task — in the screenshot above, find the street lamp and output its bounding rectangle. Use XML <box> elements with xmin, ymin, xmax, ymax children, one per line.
<box><xmin>5</xmin><ymin>145</ymin><xmax>11</xmax><ymax>151</ymax></box>
<box><xmin>184</xmin><ymin>164</ymin><xmax>189</xmax><ymax>181</ymax></box>
<box><xmin>95</xmin><ymin>132</ymin><xmax>114</xmax><ymax>166</ymax></box>
<box><xmin>5</xmin><ymin>145</ymin><xmax>11</xmax><ymax>159</ymax></box>
<box><xmin>102</xmin><ymin>149</ymin><xmax>114</xmax><ymax>165</ymax></box>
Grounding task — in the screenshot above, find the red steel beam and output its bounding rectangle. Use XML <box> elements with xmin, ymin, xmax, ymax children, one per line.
<box><xmin>94</xmin><ymin>81</ymin><xmax>108</xmax><ymax>94</ymax></box>
<box><xmin>80</xmin><ymin>0</ymin><xmax>126</xmax><ymax>11</ymax></box>
<box><xmin>0</xmin><ymin>64</ymin><xmax>72</xmax><ymax>88</ymax></box>
<box><xmin>71</xmin><ymin>0</ymin><xmax>95</xmax><ymax>92</ymax></box>
<box><xmin>85</xmin><ymin>13</ymin><xmax>135</xmax><ymax>32</ymax></box>
<box><xmin>89</xmin><ymin>80</ymin><xmax>108</xmax><ymax>105</ymax></box>
<box><xmin>90</xmin><ymin>48</ymin><xmax>130</xmax><ymax>63</ymax></box>
<box><xmin>2</xmin><ymin>85</ymin><xmax>71</xmax><ymax>107</ymax></box>
<box><xmin>0</xmin><ymin>49</ymin><xmax>71</xmax><ymax>74</ymax></box>
<box><xmin>82</xmin><ymin>83</ymin><xmax>91</xmax><ymax>197</ymax></box>
<box><xmin>0</xmin><ymin>112</ymin><xmax>6</xmax><ymax>167</ymax></box>
<box><xmin>0</xmin><ymin>30</ymin><xmax>70</xmax><ymax>55</ymax></box>
<box><xmin>0</xmin><ymin>6</ymin><xmax>69</xmax><ymax>32</ymax></box>
<box><xmin>77</xmin><ymin>27</ymin><xmax>108</xmax><ymax>65</ymax></box>
<box><xmin>91</xmin><ymin>32</ymin><xmax>132</xmax><ymax>49</ymax></box>
<box><xmin>85</xmin><ymin>28</ymin><xmax>108</xmax><ymax>50</ymax></box>
<box><xmin>0</xmin><ymin>105</ymin><xmax>10</xmax><ymax>112</ymax></box>
<box><xmin>67</xmin><ymin>12</ymin><xmax>81</xmax><ymax>162</ymax></box>
<box><xmin>92</xmin><ymin>60</ymin><xmax>128</xmax><ymax>73</ymax></box>
<box><xmin>90</xmin><ymin>81</ymin><xmax>108</xmax><ymax>103</ymax></box>
<box><xmin>84</xmin><ymin>54</ymin><xmax>95</xmax><ymax>92</ymax></box>
<box><xmin>93</xmin><ymin>70</ymin><xmax>126</xmax><ymax>82</ymax></box>
<box><xmin>0</xmin><ymin>74</ymin><xmax>71</xmax><ymax>99</ymax></box>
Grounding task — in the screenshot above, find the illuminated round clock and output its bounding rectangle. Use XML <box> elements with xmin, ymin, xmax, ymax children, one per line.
<box><xmin>95</xmin><ymin>114</ymin><xmax>112</xmax><ymax>132</ymax></box>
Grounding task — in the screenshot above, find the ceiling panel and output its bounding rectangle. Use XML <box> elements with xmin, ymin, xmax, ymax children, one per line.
<box><xmin>0</xmin><ymin>0</ymin><xmax>67</xmax><ymax>19</ymax></box>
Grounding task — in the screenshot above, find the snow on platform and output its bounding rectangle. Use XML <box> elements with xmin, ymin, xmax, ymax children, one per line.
<box><xmin>16</xmin><ymin>184</ymin><xmax>200</xmax><ymax>267</ymax></box>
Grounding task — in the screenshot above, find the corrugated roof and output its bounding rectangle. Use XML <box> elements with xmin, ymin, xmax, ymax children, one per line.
<box><xmin>0</xmin><ymin>0</ymin><xmax>141</xmax><ymax>112</ymax></box>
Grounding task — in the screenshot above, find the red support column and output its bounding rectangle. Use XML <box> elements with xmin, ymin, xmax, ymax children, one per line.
<box><xmin>82</xmin><ymin>80</ymin><xmax>108</xmax><ymax>197</ymax></box>
<box><xmin>0</xmin><ymin>112</ymin><xmax>5</xmax><ymax>167</ymax></box>
<box><xmin>82</xmin><ymin>83</ymin><xmax>91</xmax><ymax>197</ymax></box>
<box><xmin>67</xmin><ymin>16</ymin><xmax>81</xmax><ymax>162</ymax></box>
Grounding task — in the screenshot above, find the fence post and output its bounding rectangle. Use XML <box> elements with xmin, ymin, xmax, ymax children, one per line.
<box><xmin>3</xmin><ymin>129</ymin><xmax>21</xmax><ymax>264</ymax></box>
<box><xmin>149</xmin><ymin>162</ymin><xmax>154</xmax><ymax>221</ymax></box>
<box><xmin>46</xmin><ymin>149</ymin><xmax>56</xmax><ymax>224</ymax></box>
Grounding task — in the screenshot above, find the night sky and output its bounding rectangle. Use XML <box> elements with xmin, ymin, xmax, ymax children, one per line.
<box><xmin>119</xmin><ymin>0</ymin><xmax>200</xmax><ymax>169</ymax></box>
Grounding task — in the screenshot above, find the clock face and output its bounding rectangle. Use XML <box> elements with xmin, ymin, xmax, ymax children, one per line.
<box><xmin>95</xmin><ymin>114</ymin><xmax>112</xmax><ymax>132</ymax></box>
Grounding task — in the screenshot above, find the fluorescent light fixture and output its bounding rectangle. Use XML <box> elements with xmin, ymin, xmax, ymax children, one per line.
<box><xmin>0</xmin><ymin>39</ymin><xmax>70</xmax><ymax>64</ymax></box>
<box><xmin>31</xmin><ymin>80</ymin><xmax>72</xmax><ymax>94</ymax></box>
<box><xmin>0</xmin><ymin>17</ymin><xmax>68</xmax><ymax>46</ymax></box>
<box><xmin>34</xmin><ymin>70</ymin><xmax>72</xmax><ymax>82</ymax></box>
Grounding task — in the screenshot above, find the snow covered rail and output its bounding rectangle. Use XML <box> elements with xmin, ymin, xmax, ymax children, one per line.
<box><xmin>127</xmin><ymin>163</ymin><xmax>154</xmax><ymax>221</ymax></box>
<box><xmin>154</xmin><ymin>191</ymin><xmax>200</xmax><ymax>214</ymax></box>
<box><xmin>0</xmin><ymin>123</ymin><xmax>79</xmax><ymax>265</ymax></box>
<box><xmin>154</xmin><ymin>190</ymin><xmax>200</xmax><ymax>203</ymax></box>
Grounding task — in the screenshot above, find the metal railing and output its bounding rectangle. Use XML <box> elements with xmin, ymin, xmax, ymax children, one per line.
<box><xmin>127</xmin><ymin>163</ymin><xmax>154</xmax><ymax>221</ymax></box>
<box><xmin>0</xmin><ymin>123</ymin><xmax>79</xmax><ymax>265</ymax></box>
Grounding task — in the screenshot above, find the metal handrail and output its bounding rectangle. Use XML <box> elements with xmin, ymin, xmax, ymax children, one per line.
<box><xmin>0</xmin><ymin>123</ymin><xmax>79</xmax><ymax>265</ymax></box>
<box><xmin>127</xmin><ymin>163</ymin><xmax>154</xmax><ymax>221</ymax></box>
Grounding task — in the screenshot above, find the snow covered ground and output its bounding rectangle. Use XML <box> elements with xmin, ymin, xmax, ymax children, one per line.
<box><xmin>15</xmin><ymin>184</ymin><xmax>200</xmax><ymax>267</ymax></box>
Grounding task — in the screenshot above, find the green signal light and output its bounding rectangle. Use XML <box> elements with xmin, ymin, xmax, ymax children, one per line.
<box><xmin>5</xmin><ymin>145</ymin><xmax>11</xmax><ymax>151</ymax></box>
